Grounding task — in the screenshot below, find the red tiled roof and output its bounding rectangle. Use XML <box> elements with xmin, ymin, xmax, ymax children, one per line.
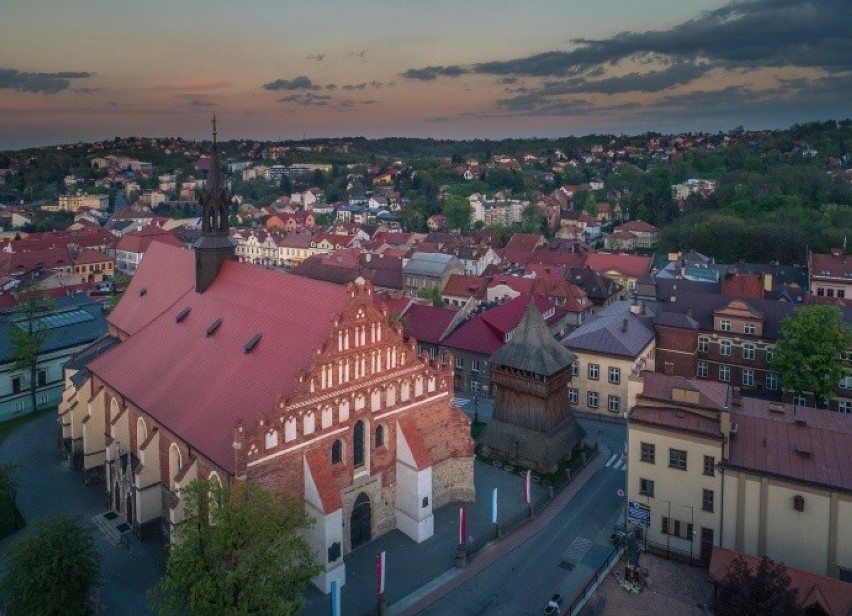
<box><xmin>721</xmin><ymin>272</ymin><xmax>764</xmax><ymax>299</ymax></box>
<box><xmin>90</xmin><ymin>257</ymin><xmax>351</xmax><ymax>473</ymax></box>
<box><xmin>305</xmin><ymin>447</ymin><xmax>343</xmax><ymax>513</ymax></box>
<box><xmin>487</xmin><ymin>275</ymin><xmax>534</xmax><ymax>295</ymax></box>
<box><xmin>398</xmin><ymin>415</ymin><xmax>432</xmax><ymax>469</ymax></box>
<box><xmin>115</xmin><ymin>225</ymin><xmax>183</xmax><ymax>254</ymax></box>
<box><xmin>727</xmin><ymin>400</ymin><xmax>852</xmax><ymax>492</ymax></box>
<box><xmin>107</xmin><ymin>243</ymin><xmax>194</xmax><ymax>337</ymax></box>
<box><xmin>584</xmin><ymin>253</ymin><xmax>652</xmax><ymax>278</ymax></box>
<box><xmin>442</xmin><ymin>294</ymin><xmax>559</xmax><ymax>356</ymax></box>
<box><xmin>630</xmin><ymin>406</ymin><xmax>723</xmax><ymax>439</ymax></box>
<box><xmin>809</xmin><ymin>249</ymin><xmax>850</xmax><ymax>278</ymax></box>
<box><xmin>404</xmin><ymin>304</ymin><xmax>458</xmax><ymax>345</ymax></box>
<box><xmin>619</xmin><ymin>220</ymin><xmax>658</xmax><ymax>233</ymax></box>
<box><xmin>709</xmin><ymin>547</ymin><xmax>852</xmax><ymax>616</ymax></box>
<box><xmin>442</xmin><ymin>274</ymin><xmax>488</xmax><ymax>299</ymax></box>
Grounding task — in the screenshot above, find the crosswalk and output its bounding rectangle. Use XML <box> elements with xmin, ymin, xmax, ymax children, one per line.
<box><xmin>604</xmin><ymin>452</ymin><xmax>627</xmax><ymax>471</ymax></box>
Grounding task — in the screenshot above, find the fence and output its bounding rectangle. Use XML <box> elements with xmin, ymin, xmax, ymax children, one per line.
<box><xmin>564</xmin><ymin>544</ymin><xmax>624</xmax><ymax>616</ymax></box>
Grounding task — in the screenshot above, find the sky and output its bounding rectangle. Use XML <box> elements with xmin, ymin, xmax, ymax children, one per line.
<box><xmin>1</xmin><ymin>0</ymin><xmax>850</xmax><ymax>149</ymax></box>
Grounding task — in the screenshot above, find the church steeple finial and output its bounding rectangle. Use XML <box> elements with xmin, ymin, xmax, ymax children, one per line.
<box><xmin>194</xmin><ymin>115</ymin><xmax>236</xmax><ymax>293</ymax></box>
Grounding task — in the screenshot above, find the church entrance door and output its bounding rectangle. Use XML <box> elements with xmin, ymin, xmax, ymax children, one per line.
<box><xmin>350</xmin><ymin>492</ymin><xmax>372</xmax><ymax>550</ymax></box>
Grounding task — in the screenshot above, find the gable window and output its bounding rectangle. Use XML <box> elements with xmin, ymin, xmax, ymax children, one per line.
<box><xmin>697</xmin><ymin>361</ymin><xmax>708</xmax><ymax>378</ymax></box>
<box><xmin>568</xmin><ymin>387</ymin><xmax>578</xmax><ymax>404</ymax></box>
<box><xmin>698</xmin><ymin>337</ymin><xmax>709</xmax><ymax>353</ymax></box>
<box><xmin>742</xmin><ymin>369</ymin><xmax>754</xmax><ymax>387</ymax></box>
<box><xmin>588</xmin><ymin>363</ymin><xmax>599</xmax><ymax>380</ymax></box>
<box><xmin>669</xmin><ymin>448</ymin><xmax>687</xmax><ymax>471</ymax></box>
<box><xmin>719</xmin><ymin>365</ymin><xmax>730</xmax><ymax>382</ymax></box>
<box><xmin>331</xmin><ymin>439</ymin><xmax>343</xmax><ymax>464</ymax></box>
<box><xmin>353</xmin><ymin>421</ymin><xmax>365</xmax><ymax>468</ymax></box>
<box><xmin>640</xmin><ymin>442</ymin><xmax>655</xmax><ymax>464</ymax></box>
<box><xmin>587</xmin><ymin>391</ymin><xmax>599</xmax><ymax>408</ymax></box>
<box><xmin>720</xmin><ymin>319</ymin><xmax>731</xmax><ymax>332</ymax></box>
<box><xmin>743</xmin><ymin>322</ymin><xmax>756</xmax><ymax>335</ymax></box>
<box><xmin>608</xmin><ymin>367</ymin><xmax>621</xmax><ymax>384</ymax></box>
<box><xmin>720</xmin><ymin>339</ymin><xmax>732</xmax><ymax>356</ymax></box>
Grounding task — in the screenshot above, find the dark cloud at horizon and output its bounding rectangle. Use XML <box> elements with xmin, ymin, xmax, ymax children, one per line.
<box><xmin>277</xmin><ymin>92</ymin><xmax>332</xmax><ymax>106</ymax></box>
<box><xmin>0</xmin><ymin>67</ymin><xmax>94</xmax><ymax>94</ymax></box>
<box><xmin>403</xmin><ymin>65</ymin><xmax>468</xmax><ymax>81</ymax></box>
<box><xmin>263</xmin><ymin>76</ymin><xmax>321</xmax><ymax>91</ymax></box>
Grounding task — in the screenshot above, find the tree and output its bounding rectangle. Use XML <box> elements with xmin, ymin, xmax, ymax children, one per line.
<box><xmin>772</xmin><ymin>305</ymin><xmax>852</xmax><ymax>404</ymax></box>
<box><xmin>714</xmin><ymin>555</ymin><xmax>802</xmax><ymax>616</ymax></box>
<box><xmin>0</xmin><ymin>514</ymin><xmax>100</xmax><ymax>616</ymax></box>
<box><xmin>418</xmin><ymin>286</ymin><xmax>445</xmax><ymax>307</ymax></box>
<box><xmin>151</xmin><ymin>479</ymin><xmax>319</xmax><ymax>616</ymax></box>
<box><xmin>443</xmin><ymin>194</ymin><xmax>473</xmax><ymax>233</ymax></box>
<box><xmin>9</xmin><ymin>291</ymin><xmax>56</xmax><ymax>414</ymax></box>
<box><xmin>0</xmin><ymin>463</ymin><xmax>19</xmax><ymax>536</ymax></box>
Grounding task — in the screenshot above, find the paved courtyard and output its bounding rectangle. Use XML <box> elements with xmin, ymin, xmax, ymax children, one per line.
<box><xmin>580</xmin><ymin>553</ymin><xmax>712</xmax><ymax>616</ymax></box>
<box><xmin>0</xmin><ymin>411</ymin><xmax>165</xmax><ymax>616</ymax></box>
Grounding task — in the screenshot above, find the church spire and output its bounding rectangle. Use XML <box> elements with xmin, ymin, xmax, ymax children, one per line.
<box><xmin>193</xmin><ymin>115</ymin><xmax>236</xmax><ymax>293</ymax></box>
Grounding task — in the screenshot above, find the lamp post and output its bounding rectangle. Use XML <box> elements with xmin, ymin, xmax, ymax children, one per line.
<box><xmin>683</xmin><ymin>504</ymin><xmax>694</xmax><ymax>564</ymax></box>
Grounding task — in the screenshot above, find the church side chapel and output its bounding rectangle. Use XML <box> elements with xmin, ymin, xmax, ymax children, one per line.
<box><xmin>58</xmin><ymin>119</ymin><xmax>475</xmax><ymax>593</ymax></box>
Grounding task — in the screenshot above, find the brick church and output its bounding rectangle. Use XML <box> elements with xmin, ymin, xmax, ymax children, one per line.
<box><xmin>59</xmin><ymin>121</ymin><xmax>475</xmax><ymax>592</ymax></box>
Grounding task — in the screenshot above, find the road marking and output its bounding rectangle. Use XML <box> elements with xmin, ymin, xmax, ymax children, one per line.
<box><xmin>562</xmin><ymin>536</ymin><xmax>594</xmax><ymax>568</ymax></box>
<box><xmin>605</xmin><ymin>453</ymin><xmax>619</xmax><ymax>467</ymax></box>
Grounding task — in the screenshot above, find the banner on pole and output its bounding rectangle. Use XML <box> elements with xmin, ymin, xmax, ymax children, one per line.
<box><xmin>523</xmin><ymin>470</ymin><xmax>531</xmax><ymax>504</ymax></box>
<box><xmin>376</xmin><ymin>551</ymin><xmax>386</xmax><ymax>596</ymax></box>
<box><xmin>627</xmin><ymin>500</ymin><xmax>651</xmax><ymax>528</ymax></box>
<box><xmin>330</xmin><ymin>579</ymin><xmax>341</xmax><ymax>616</ymax></box>
<box><xmin>459</xmin><ymin>506</ymin><xmax>467</xmax><ymax>544</ymax></box>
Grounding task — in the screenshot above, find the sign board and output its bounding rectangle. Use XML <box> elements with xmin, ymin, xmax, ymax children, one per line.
<box><xmin>627</xmin><ymin>500</ymin><xmax>650</xmax><ymax>528</ymax></box>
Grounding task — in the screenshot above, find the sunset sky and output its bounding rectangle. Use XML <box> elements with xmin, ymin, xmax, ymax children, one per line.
<box><xmin>1</xmin><ymin>0</ymin><xmax>849</xmax><ymax>149</ymax></box>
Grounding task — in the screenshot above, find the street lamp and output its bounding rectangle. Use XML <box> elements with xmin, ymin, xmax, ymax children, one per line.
<box><xmin>683</xmin><ymin>504</ymin><xmax>694</xmax><ymax>565</ymax></box>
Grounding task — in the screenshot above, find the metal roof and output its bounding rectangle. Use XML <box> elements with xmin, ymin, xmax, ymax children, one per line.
<box><xmin>489</xmin><ymin>302</ymin><xmax>576</xmax><ymax>376</ymax></box>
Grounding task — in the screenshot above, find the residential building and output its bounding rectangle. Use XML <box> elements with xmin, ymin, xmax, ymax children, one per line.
<box><xmin>1</xmin><ymin>293</ymin><xmax>107</xmax><ymax>420</ymax></box>
<box><xmin>113</xmin><ymin>225</ymin><xmax>183</xmax><ymax>273</ymax></box>
<box><xmin>563</xmin><ymin>301</ymin><xmax>656</xmax><ymax>418</ymax></box>
<box><xmin>402</xmin><ymin>252</ymin><xmax>464</xmax><ymax>297</ymax></box>
<box><xmin>584</xmin><ymin>253</ymin><xmax>652</xmax><ymax>299</ymax></box>
<box><xmin>627</xmin><ymin>373</ymin><xmax>852</xmax><ymax>579</ymax></box>
<box><xmin>809</xmin><ymin>248</ymin><xmax>850</xmax><ymax>303</ymax></box>
<box><xmin>46</xmin><ymin>193</ymin><xmax>109</xmax><ymax>213</ymax></box>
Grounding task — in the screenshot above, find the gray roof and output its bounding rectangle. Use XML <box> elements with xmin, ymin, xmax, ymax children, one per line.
<box><xmin>403</xmin><ymin>252</ymin><xmax>456</xmax><ymax>277</ymax></box>
<box><xmin>489</xmin><ymin>302</ymin><xmax>577</xmax><ymax>376</ymax></box>
<box><xmin>563</xmin><ymin>300</ymin><xmax>657</xmax><ymax>358</ymax></box>
<box><xmin>0</xmin><ymin>293</ymin><xmax>108</xmax><ymax>364</ymax></box>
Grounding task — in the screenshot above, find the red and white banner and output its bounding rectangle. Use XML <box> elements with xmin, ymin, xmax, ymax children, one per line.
<box><xmin>459</xmin><ymin>506</ymin><xmax>467</xmax><ymax>544</ymax></box>
<box><xmin>523</xmin><ymin>469</ymin><xmax>531</xmax><ymax>504</ymax></box>
<box><xmin>376</xmin><ymin>551</ymin><xmax>386</xmax><ymax>596</ymax></box>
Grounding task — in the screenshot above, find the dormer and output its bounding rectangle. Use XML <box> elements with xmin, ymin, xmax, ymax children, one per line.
<box><xmin>713</xmin><ymin>300</ymin><xmax>764</xmax><ymax>337</ymax></box>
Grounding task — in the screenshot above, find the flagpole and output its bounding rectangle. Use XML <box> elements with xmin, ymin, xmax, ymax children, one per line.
<box><xmin>330</xmin><ymin>579</ymin><xmax>340</xmax><ymax>616</ymax></box>
<box><xmin>455</xmin><ymin>506</ymin><xmax>468</xmax><ymax>567</ymax></box>
<box><xmin>376</xmin><ymin>551</ymin><xmax>387</xmax><ymax>615</ymax></box>
<box><xmin>491</xmin><ymin>487</ymin><xmax>500</xmax><ymax>539</ymax></box>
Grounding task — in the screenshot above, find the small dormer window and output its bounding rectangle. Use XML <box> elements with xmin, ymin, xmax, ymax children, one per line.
<box><xmin>743</xmin><ymin>322</ymin><xmax>756</xmax><ymax>335</ymax></box>
<box><xmin>720</xmin><ymin>319</ymin><xmax>731</xmax><ymax>332</ymax></box>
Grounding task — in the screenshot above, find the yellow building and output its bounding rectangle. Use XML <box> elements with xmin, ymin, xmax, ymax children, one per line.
<box><xmin>563</xmin><ymin>301</ymin><xmax>655</xmax><ymax>419</ymax></box>
<box><xmin>627</xmin><ymin>373</ymin><xmax>852</xmax><ymax>580</ymax></box>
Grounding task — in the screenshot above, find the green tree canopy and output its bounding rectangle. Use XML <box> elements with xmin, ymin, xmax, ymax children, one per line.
<box><xmin>151</xmin><ymin>479</ymin><xmax>319</xmax><ymax>616</ymax></box>
<box><xmin>443</xmin><ymin>194</ymin><xmax>473</xmax><ymax>233</ymax></box>
<box><xmin>418</xmin><ymin>285</ymin><xmax>445</xmax><ymax>307</ymax></box>
<box><xmin>772</xmin><ymin>305</ymin><xmax>852</xmax><ymax>402</ymax></box>
<box><xmin>713</xmin><ymin>555</ymin><xmax>802</xmax><ymax>616</ymax></box>
<box><xmin>0</xmin><ymin>514</ymin><xmax>100</xmax><ymax>616</ymax></box>
<box><xmin>10</xmin><ymin>291</ymin><xmax>56</xmax><ymax>414</ymax></box>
